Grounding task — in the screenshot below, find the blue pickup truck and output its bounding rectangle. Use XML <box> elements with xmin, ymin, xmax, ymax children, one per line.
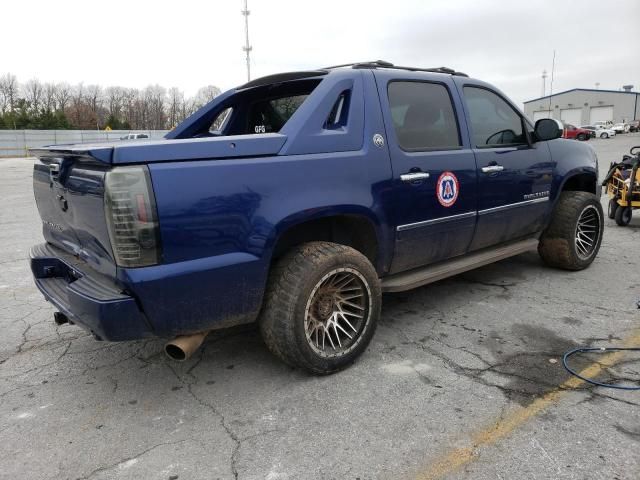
<box><xmin>30</xmin><ymin>61</ymin><xmax>603</xmax><ymax>374</ymax></box>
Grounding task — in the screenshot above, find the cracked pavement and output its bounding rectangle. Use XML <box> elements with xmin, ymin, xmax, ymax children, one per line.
<box><xmin>1</xmin><ymin>134</ymin><xmax>640</xmax><ymax>480</ymax></box>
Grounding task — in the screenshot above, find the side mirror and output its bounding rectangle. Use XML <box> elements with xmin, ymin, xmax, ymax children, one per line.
<box><xmin>534</xmin><ymin>118</ymin><xmax>563</xmax><ymax>142</ymax></box>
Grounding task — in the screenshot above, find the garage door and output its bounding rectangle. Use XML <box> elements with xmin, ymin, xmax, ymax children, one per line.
<box><xmin>533</xmin><ymin>110</ymin><xmax>552</xmax><ymax>121</ymax></box>
<box><xmin>590</xmin><ymin>106</ymin><xmax>613</xmax><ymax>124</ymax></box>
<box><xmin>560</xmin><ymin>108</ymin><xmax>582</xmax><ymax>126</ymax></box>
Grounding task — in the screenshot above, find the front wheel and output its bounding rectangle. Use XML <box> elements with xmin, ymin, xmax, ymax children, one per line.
<box><xmin>260</xmin><ymin>242</ymin><xmax>381</xmax><ymax>375</ymax></box>
<box><xmin>538</xmin><ymin>192</ymin><xmax>604</xmax><ymax>270</ymax></box>
<box><xmin>615</xmin><ymin>206</ymin><xmax>632</xmax><ymax>226</ymax></box>
<box><xmin>600</xmin><ymin>132</ymin><xmax>608</xmax><ymax>139</ymax></box>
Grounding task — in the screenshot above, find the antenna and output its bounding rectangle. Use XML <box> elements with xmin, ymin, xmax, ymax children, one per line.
<box><xmin>547</xmin><ymin>50</ymin><xmax>556</xmax><ymax>114</ymax></box>
<box><xmin>241</xmin><ymin>0</ymin><xmax>252</xmax><ymax>82</ymax></box>
<box><xmin>595</xmin><ymin>82</ymin><xmax>600</xmax><ymax>90</ymax></box>
<box><xmin>541</xmin><ymin>69</ymin><xmax>547</xmax><ymax>97</ymax></box>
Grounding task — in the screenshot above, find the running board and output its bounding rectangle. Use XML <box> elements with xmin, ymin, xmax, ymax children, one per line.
<box><xmin>380</xmin><ymin>238</ymin><xmax>539</xmax><ymax>293</ymax></box>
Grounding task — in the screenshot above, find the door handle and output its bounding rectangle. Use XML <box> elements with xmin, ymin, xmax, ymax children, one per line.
<box><xmin>400</xmin><ymin>172</ymin><xmax>430</xmax><ymax>182</ymax></box>
<box><xmin>481</xmin><ymin>165</ymin><xmax>504</xmax><ymax>173</ymax></box>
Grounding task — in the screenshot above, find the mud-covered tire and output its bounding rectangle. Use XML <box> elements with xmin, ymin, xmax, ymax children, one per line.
<box><xmin>259</xmin><ymin>242</ymin><xmax>381</xmax><ymax>375</ymax></box>
<box><xmin>615</xmin><ymin>206</ymin><xmax>632</xmax><ymax>226</ymax></box>
<box><xmin>608</xmin><ymin>198</ymin><xmax>618</xmax><ymax>219</ymax></box>
<box><xmin>538</xmin><ymin>192</ymin><xmax>604</xmax><ymax>270</ymax></box>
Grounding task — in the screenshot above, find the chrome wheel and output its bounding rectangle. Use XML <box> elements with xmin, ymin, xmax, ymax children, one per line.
<box><xmin>575</xmin><ymin>205</ymin><xmax>601</xmax><ymax>259</ymax></box>
<box><xmin>304</xmin><ymin>268</ymin><xmax>372</xmax><ymax>358</ymax></box>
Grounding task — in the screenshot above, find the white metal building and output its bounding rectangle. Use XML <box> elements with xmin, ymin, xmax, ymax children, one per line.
<box><xmin>523</xmin><ymin>88</ymin><xmax>639</xmax><ymax>125</ymax></box>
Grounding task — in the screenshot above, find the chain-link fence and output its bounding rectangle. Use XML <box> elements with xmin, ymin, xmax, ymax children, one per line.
<box><xmin>0</xmin><ymin>130</ymin><xmax>169</xmax><ymax>157</ymax></box>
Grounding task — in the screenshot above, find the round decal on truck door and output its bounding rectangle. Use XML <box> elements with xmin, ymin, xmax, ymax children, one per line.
<box><xmin>436</xmin><ymin>171</ymin><xmax>459</xmax><ymax>207</ymax></box>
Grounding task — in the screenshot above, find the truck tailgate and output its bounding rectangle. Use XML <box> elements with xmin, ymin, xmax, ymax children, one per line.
<box><xmin>32</xmin><ymin>153</ymin><xmax>116</xmax><ymax>277</ymax></box>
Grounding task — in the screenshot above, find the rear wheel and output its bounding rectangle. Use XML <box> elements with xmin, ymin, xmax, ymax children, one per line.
<box><xmin>577</xmin><ymin>133</ymin><xmax>586</xmax><ymax>141</ymax></box>
<box><xmin>608</xmin><ymin>198</ymin><xmax>618</xmax><ymax>219</ymax></box>
<box><xmin>615</xmin><ymin>206</ymin><xmax>632</xmax><ymax>226</ymax></box>
<box><xmin>538</xmin><ymin>192</ymin><xmax>604</xmax><ymax>270</ymax></box>
<box><xmin>260</xmin><ymin>242</ymin><xmax>381</xmax><ymax>375</ymax></box>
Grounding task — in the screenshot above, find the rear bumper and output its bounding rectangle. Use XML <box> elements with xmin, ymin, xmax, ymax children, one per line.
<box><xmin>30</xmin><ymin>243</ymin><xmax>153</xmax><ymax>341</ymax></box>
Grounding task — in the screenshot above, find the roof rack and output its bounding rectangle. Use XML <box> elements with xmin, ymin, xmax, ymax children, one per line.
<box><xmin>323</xmin><ymin>60</ymin><xmax>468</xmax><ymax>77</ymax></box>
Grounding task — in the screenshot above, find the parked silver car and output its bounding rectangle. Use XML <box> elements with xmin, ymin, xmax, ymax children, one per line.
<box><xmin>580</xmin><ymin>125</ymin><xmax>616</xmax><ymax>139</ymax></box>
<box><xmin>119</xmin><ymin>133</ymin><xmax>150</xmax><ymax>140</ymax></box>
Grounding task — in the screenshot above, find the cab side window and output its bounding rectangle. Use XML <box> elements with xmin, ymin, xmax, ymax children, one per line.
<box><xmin>464</xmin><ymin>87</ymin><xmax>527</xmax><ymax>148</ymax></box>
<box><xmin>388</xmin><ymin>81</ymin><xmax>461</xmax><ymax>151</ymax></box>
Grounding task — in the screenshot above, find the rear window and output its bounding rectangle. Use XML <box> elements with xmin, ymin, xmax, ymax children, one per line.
<box><xmin>247</xmin><ymin>94</ymin><xmax>309</xmax><ymax>134</ymax></box>
<box><xmin>195</xmin><ymin>79</ymin><xmax>321</xmax><ymax>138</ymax></box>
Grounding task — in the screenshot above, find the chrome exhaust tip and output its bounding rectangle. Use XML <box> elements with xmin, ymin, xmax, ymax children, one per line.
<box><xmin>164</xmin><ymin>332</ymin><xmax>209</xmax><ymax>361</ymax></box>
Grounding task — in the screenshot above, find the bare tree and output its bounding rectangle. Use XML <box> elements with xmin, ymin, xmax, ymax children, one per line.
<box><xmin>84</xmin><ymin>85</ymin><xmax>103</xmax><ymax>127</ymax></box>
<box><xmin>67</xmin><ymin>83</ymin><xmax>97</xmax><ymax>128</ymax></box>
<box><xmin>141</xmin><ymin>85</ymin><xmax>167</xmax><ymax>130</ymax></box>
<box><xmin>105</xmin><ymin>86</ymin><xmax>125</xmax><ymax>119</ymax></box>
<box><xmin>43</xmin><ymin>83</ymin><xmax>58</xmax><ymax>113</ymax></box>
<box><xmin>54</xmin><ymin>83</ymin><xmax>72</xmax><ymax>113</ymax></box>
<box><xmin>122</xmin><ymin>88</ymin><xmax>140</xmax><ymax>129</ymax></box>
<box><xmin>167</xmin><ymin>87</ymin><xmax>185</xmax><ymax>128</ymax></box>
<box><xmin>193</xmin><ymin>85</ymin><xmax>221</xmax><ymax>110</ymax></box>
<box><xmin>0</xmin><ymin>72</ymin><xmax>222</xmax><ymax>130</ymax></box>
<box><xmin>0</xmin><ymin>73</ymin><xmax>19</xmax><ymax>113</ymax></box>
<box><xmin>24</xmin><ymin>79</ymin><xmax>43</xmax><ymax>114</ymax></box>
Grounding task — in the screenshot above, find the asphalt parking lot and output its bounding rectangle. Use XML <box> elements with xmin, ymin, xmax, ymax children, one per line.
<box><xmin>1</xmin><ymin>134</ymin><xmax>639</xmax><ymax>480</ymax></box>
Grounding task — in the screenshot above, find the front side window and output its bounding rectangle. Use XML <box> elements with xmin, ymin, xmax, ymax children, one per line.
<box><xmin>388</xmin><ymin>81</ymin><xmax>461</xmax><ymax>151</ymax></box>
<box><xmin>463</xmin><ymin>87</ymin><xmax>527</xmax><ymax>147</ymax></box>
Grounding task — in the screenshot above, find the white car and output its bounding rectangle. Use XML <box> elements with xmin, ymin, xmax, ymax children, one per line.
<box><xmin>612</xmin><ymin>123</ymin><xmax>630</xmax><ymax>134</ymax></box>
<box><xmin>120</xmin><ymin>133</ymin><xmax>150</xmax><ymax>140</ymax></box>
<box><xmin>580</xmin><ymin>125</ymin><xmax>616</xmax><ymax>139</ymax></box>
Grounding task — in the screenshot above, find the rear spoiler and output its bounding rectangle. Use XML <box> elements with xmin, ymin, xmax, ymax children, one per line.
<box><xmin>30</xmin><ymin>145</ymin><xmax>114</xmax><ymax>164</ymax></box>
<box><xmin>30</xmin><ymin>133</ymin><xmax>288</xmax><ymax>165</ymax></box>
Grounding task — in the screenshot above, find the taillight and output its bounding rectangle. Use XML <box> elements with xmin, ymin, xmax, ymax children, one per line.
<box><xmin>104</xmin><ymin>166</ymin><xmax>161</xmax><ymax>267</ymax></box>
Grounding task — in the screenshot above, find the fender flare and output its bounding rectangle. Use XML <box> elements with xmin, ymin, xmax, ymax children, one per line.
<box><xmin>264</xmin><ymin>205</ymin><xmax>393</xmax><ymax>274</ymax></box>
<box><xmin>548</xmin><ymin>167</ymin><xmax>599</xmax><ymax>214</ymax></box>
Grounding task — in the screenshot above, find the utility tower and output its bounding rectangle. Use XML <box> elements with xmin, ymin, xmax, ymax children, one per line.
<box><xmin>241</xmin><ymin>0</ymin><xmax>252</xmax><ymax>81</ymax></box>
<box><xmin>541</xmin><ymin>70</ymin><xmax>547</xmax><ymax>97</ymax></box>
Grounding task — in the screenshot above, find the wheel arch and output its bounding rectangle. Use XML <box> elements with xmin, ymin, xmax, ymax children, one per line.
<box><xmin>544</xmin><ymin>167</ymin><xmax>599</xmax><ymax>230</ymax></box>
<box><xmin>559</xmin><ymin>171</ymin><xmax>598</xmax><ymax>195</ymax></box>
<box><xmin>267</xmin><ymin>208</ymin><xmax>390</xmax><ymax>275</ymax></box>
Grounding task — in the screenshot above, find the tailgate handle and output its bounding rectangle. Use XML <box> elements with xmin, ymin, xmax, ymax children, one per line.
<box><xmin>49</xmin><ymin>163</ymin><xmax>60</xmax><ymax>182</ymax></box>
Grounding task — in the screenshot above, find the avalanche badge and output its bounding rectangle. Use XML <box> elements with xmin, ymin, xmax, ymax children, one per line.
<box><xmin>436</xmin><ymin>171</ymin><xmax>459</xmax><ymax>207</ymax></box>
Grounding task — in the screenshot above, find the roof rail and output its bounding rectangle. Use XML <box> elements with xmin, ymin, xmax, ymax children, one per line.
<box><xmin>323</xmin><ymin>60</ymin><xmax>395</xmax><ymax>69</ymax></box>
<box><xmin>323</xmin><ymin>60</ymin><xmax>468</xmax><ymax>77</ymax></box>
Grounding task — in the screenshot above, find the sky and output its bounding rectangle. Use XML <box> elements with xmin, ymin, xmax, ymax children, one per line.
<box><xmin>2</xmin><ymin>0</ymin><xmax>639</xmax><ymax>107</ymax></box>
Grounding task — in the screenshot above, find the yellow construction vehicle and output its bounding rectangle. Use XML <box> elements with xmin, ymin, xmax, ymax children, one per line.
<box><xmin>604</xmin><ymin>146</ymin><xmax>640</xmax><ymax>226</ymax></box>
